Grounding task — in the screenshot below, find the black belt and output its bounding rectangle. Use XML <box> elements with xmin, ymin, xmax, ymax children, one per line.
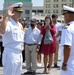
<box><xmin>26</xmin><ymin>43</ymin><xmax>37</xmax><ymax>46</ymax></box>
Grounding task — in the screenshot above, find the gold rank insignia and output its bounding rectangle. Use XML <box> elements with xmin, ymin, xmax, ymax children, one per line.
<box><xmin>64</xmin><ymin>24</ymin><xmax>70</xmax><ymax>29</ymax></box>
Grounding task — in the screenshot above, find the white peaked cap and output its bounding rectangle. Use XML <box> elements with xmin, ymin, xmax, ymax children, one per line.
<box><xmin>63</xmin><ymin>5</ymin><xmax>74</xmax><ymax>12</ymax></box>
<box><xmin>9</xmin><ymin>2</ymin><xmax>23</xmax><ymax>8</ymax></box>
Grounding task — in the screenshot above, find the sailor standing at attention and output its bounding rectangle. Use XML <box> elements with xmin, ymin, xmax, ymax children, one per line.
<box><xmin>60</xmin><ymin>5</ymin><xmax>74</xmax><ymax>75</ymax></box>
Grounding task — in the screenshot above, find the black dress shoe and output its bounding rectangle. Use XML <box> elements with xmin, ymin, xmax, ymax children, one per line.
<box><xmin>54</xmin><ymin>64</ymin><xmax>60</xmax><ymax>68</ymax></box>
<box><xmin>32</xmin><ymin>71</ymin><xmax>36</xmax><ymax>75</ymax></box>
<box><xmin>24</xmin><ymin>71</ymin><xmax>32</xmax><ymax>74</ymax></box>
<box><xmin>0</xmin><ymin>64</ymin><xmax>3</xmax><ymax>67</ymax></box>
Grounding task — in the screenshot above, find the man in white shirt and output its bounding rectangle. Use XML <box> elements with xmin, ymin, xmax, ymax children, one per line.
<box><xmin>52</xmin><ymin>14</ymin><xmax>62</xmax><ymax>68</ymax></box>
<box><xmin>24</xmin><ymin>18</ymin><xmax>41</xmax><ymax>74</ymax></box>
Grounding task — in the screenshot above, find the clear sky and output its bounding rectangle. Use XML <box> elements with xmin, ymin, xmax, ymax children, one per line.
<box><xmin>0</xmin><ymin>0</ymin><xmax>43</xmax><ymax>10</ymax></box>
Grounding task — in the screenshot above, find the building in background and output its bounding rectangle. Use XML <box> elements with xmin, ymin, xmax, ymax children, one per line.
<box><xmin>72</xmin><ymin>0</ymin><xmax>74</xmax><ymax>7</ymax></box>
<box><xmin>32</xmin><ymin>6</ymin><xmax>64</xmax><ymax>23</ymax></box>
<box><xmin>3</xmin><ymin>0</ymin><xmax>32</xmax><ymax>20</ymax></box>
<box><xmin>1</xmin><ymin>0</ymin><xmax>73</xmax><ymax>23</ymax></box>
<box><xmin>0</xmin><ymin>11</ymin><xmax>3</xmax><ymax>15</ymax></box>
<box><xmin>32</xmin><ymin>6</ymin><xmax>44</xmax><ymax>22</ymax></box>
<box><xmin>44</xmin><ymin>0</ymin><xmax>72</xmax><ymax>16</ymax></box>
<box><xmin>32</xmin><ymin>6</ymin><xmax>43</xmax><ymax>15</ymax></box>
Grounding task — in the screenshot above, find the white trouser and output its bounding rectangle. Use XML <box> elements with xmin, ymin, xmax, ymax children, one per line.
<box><xmin>2</xmin><ymin>47</ymin><xmax>22</xmax><ymax>75</ymax></box>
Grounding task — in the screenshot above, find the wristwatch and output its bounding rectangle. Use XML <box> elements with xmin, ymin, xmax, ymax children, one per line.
<box><xmin>62</xmin><ymin>63</ymin><xmax>67</xmax><ymax>66</ymax></box>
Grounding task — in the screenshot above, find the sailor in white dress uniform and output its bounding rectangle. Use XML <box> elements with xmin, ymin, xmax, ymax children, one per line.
<box><xmin>60</xmin><ymin>5</ymin><xmax>74</xmax><ymax>75</ymax></box>
<box><xmin>0</xmin><ymin>2</ymin><xmax>24</xmax><ymax>75</ymax></box>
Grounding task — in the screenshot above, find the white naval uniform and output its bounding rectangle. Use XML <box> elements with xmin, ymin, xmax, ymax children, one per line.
<box><xmin>2</xmin><ymin>17</ymin><xmax>24</xmax><ymax>75</ymax></box>
<box><xmin>60</xmin><ymin>21</ymin><xmax>74</xmax><ymax>75</ymax></box>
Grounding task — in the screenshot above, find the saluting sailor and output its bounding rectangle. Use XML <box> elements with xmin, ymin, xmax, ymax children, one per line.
<box><xmin>60</xmin><ymin>5</ymin><xmax>74</xmax><ymax>75</ymax></box>
<box><xmin>0</xmin><ymin>2</ymin><xmax>24</xmax><ymax>75</ymax></box>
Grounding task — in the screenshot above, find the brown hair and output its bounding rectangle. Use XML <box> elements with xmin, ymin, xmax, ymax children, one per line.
<box><xmin>37</xmin><ymin>22</ymin><xmax>42</xmax><ymax>26</ymax></box>
<box><xmin>44</xmin><ymin>16</ymin><xmax>52</xmax><ymax>26</ymax></box>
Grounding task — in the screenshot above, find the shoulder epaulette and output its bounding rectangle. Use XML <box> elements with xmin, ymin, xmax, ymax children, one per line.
<box><xmin>64</xmin><ymin>24</ymin><xmax>70</xmax><ymax>29</ymax></box>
